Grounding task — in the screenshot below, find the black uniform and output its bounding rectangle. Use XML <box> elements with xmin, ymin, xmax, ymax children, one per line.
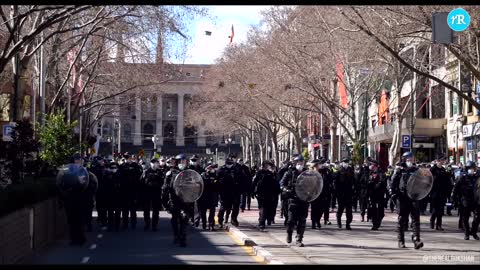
<box><xmin>281</xmin><ymin>167</ymin><xmax>308</xmax><ymax>244</ymax></box>
<box><xmin>141</xmin><ymin>166</ymin><xmax>166</xmax><ymax>231</ymax></box>
<box><xmin>118</xmin><ymin>161</ymin><xmax>143</xmax><ymax>229</ymax></box>
<box><xmin>310</xmin><ymin>166</ymin><xmax>332</xmax><ymax>228</ymax></box>
<box><xmin>452</xmin><ymin>172</ymin><xmax>480</xmax><ymax>239</ymax></box>
<box><xmin>162</xmin><ymin>166</ymin><xmax>194</xmax><ymax>246</ymax></box>
<box><xmin>217</xmin><ymin>164</ymin><xmax>243</xmax><ymax>226</ymax></box>
<box><xmin>239</xmin><ymin>163</ymin><xmax>253</xmax><ymax>211</ymax></box>
<box><xmin>334</xmin><ymin>166</ymin><xmax>355</xmax><ymax>229</ymax></box>
<box><xmin>104</xmin><ymin>168</ymin><xmax>121</xmax><ymax>231</ymax></box>
<box><xmin>189</xmin><ymin>163</ymin><xmax>205</xmax><ymax>225</ymax></box>
<box><xmin>198</xmin><ymin>169</ymin><xmax>221</xmax><ymax>230</ymax></box>
<box><xmin>57</xmin><ymin>164</ymin><xmax>90</xmax><ymax>245</ymax></box>
<box><xmin>358</xmin><ymin>165</ymin><xmax>370</xmax><ymax>221</ymax></box>
<box><xmin>90</xmin><ymin>163</ymin><xmax>108</xmax><ymax>227</ymax></box>
<box><xmin>252</xmin><ymin>169</ymin><xmax>280</xmax><ymax>230</ymax></box>
<box><xmin>385</xmin><ymin>170</ymin><xmax>395</xmax><ymax>212</ymax></box>
<box><xmin>429</xmin><ymin>164</ymin><xmax>452</xmax><ymax>230</ymax></box>
<box><xmin>391</xmin><ymin>165</ymin><xmax>423</xmax><ymax>248</ymax></box>
<box><xmin>84</xmin><ymin>172</ymin><xmax>98</xmax><ymax>232</ymax></box>
<box><xmin>277</xmin><ymin>162</ymin><xmax>292</xmax><ymax>223</ymax></box>
<box><xmin>367</xmin><ymin>170</ymin><xmax>387</xmax><ymax>230</ymax></box>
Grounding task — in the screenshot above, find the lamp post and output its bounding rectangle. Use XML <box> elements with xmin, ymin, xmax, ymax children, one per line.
<box><xmin>106</xmin><ymin>136</ymin><xmax>114</xmax><ymax>159</ymax></box>
<box><xmin>225</xmin><ymin>137</ymin><xmax>232</xmax><ymax>156</ymax></box>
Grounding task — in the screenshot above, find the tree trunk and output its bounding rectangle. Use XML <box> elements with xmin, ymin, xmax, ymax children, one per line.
<box><xmin>330</xmin><ymin>122</ymin><xmax>338</xmax><ymax>161</ymax></box>
<box><xmin>389</xmin><ymin>112</ymin><xmax>403</xmax><ymax>165</ymax></box>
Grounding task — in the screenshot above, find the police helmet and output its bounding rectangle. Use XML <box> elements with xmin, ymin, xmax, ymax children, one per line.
<box><xmin>175</xmin><ymin>154</ymin><xmax>187</xmax><ymax>160</ymax></box>
<box><xmin>465</xmin><ymin>160</ymin><xmax>476</xmax><ymax>169</ymax></box>
<box><xmin>402</xmin><ymin>152</ymin><xmax>413</xmax><ymax>159</ymax></box>
<box><xmin>190</xmin><ymin>155</ymin><xmax>199</xmax><ymax>161</ymax></box>
<box><xmin>293</xmin><ymin>155</ymin><xmax>304</xmax><ymax>162</ymax></box>
<box><xmin>262</xmin><ymin>160</ymin><xmax>274</xmax><ymax>167</ymax></box>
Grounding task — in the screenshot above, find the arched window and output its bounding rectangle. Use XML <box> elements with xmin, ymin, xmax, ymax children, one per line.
<box><xmin>123</xmin><ymin>123</ymin><xmax>132</xmax><ymax>141</ymax></box>
<box><xmin>143</xmin><ymin>123</ymin><xmax>154</xmax><ymax>137</ymax></box>
<box><xmin>102</xmin><ymin>122</ymin><xmax>112</xmax><ymax>136</ymax></box>
<box><xmin>164</xmin><ymin>123</ymin><xmax>174</xmax><ymax>138</ymax></box>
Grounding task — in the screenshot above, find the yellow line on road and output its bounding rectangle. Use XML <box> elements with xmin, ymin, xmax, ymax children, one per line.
<box><xmin>214</xmin><ymin>217</ymin><xmax>265</xmax><ymax>264</ymax></box>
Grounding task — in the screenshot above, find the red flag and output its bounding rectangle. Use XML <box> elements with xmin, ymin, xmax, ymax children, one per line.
<box><xmin>229</xmin><ymin>24</ymin><xmax>234</xmax><ymax>44</ymax></box>
<box><xmin>336</xmin><ymin>62</ymin><xmax>348</xmax><ymax>108</ymax></box>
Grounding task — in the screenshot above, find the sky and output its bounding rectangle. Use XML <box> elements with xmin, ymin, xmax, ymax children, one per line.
<box><xmin>171</xmin><ymin>6</ymin><xmax>273</xmax><ymax>65</ymax></box>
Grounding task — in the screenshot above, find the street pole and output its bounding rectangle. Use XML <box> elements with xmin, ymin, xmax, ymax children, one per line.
<box><xmin>39</xmin><ymin>31</ymin><xmax>46</xmax><ymax>126</ymax></box>
<box><xmin>12</xmin><ymin>18</ymin><xmax>19</xmax><ymax>122</ymax></box>
<box><xmin>364</xmin><ymin>89</ymin><xmax>369</xmax><ymax>159</ymax></box>
<box><xmin>338</xmin><ymin>122</ymin><xmax>342</xmax><ymax>160</ymax></box>
<box><xmin>410</xmin><ymin>45</ymin><xmax>417</xmax><ymax>156</ymax></box>
<box><xmin>320</xmin><ymin>101</ymin><xmax>324</xmax><ymax>157</ymax></box>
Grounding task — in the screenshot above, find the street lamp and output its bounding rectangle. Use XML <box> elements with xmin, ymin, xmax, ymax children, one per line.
<box><xmin>225</xmin><ymin>137</ymin><xmax>232</xmax><ymax>156</ymax></box>
<box><xmin>106</xmin><ymin>135</ymin><xmax>114</xmax><ymax>159</ymax></box>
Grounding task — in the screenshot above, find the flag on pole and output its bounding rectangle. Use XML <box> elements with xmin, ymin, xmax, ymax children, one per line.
<box><xmin>336</xmin><ymin>62</ymin><xmax>348</xmax><ymax>108</ymax></box>
<box><xmin>228</xmin><ymin>25</ymin><xmax>234</xmax><ymax>44</ymax></box>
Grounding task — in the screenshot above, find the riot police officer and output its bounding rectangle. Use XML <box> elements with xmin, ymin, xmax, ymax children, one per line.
<box><xmin>334</xmin><ymin>158</ymin><xmax>355</xmax><ymax>230</ymax></box>
<box><xmin>429</xmin><ymin>155</ymin><xmax>452</xmax><ymax>231</ymax></box>
<box><xmin>390</xmin><ymin>152</ymin><xmax>424</xmax><ymax>249</ymax></box>
<box><xmin>84</xmin><ymin>170</ymin><xmax>98</xmax><ymax>232</ymax></box>
<box><xmin>199</xmin><ymin>164</ymin><xmax>221</xmax><ymax>230</ymax></box>
<box><xmin>105</xmin><ymin>161</ymin><xmax>121</xmax><ymax>232</ymax></box>
<box><xmin>90</xmin><ymin>156</ymin><xmax>108</xmax><ymax>228</ymax></box>
<box><xmin>358</xmin><ymin>160</ymin><xmax>370</xmax><ymax>222</ymax></box>
<box><xmin>118</xmin><ymin>153</ymin><xmax>143</xmax><ymax>230</ymax></box>
<box><xmin>385</xmin><ymin>165</ymin><xmax>395</xmax><ymax>213</ymax></box>
<box><xmin>309</xmin><ymin>159</ymin><xmax>322</xmax><ymax>229</ymax></box>
<box><xmin>278</xmin><ymin>159</ymin><xmax>293</xmax><ymax>225</ymax></box>
<box><xmin>217</xmin><ymin>157</ymin><xmax>243</xmax><ymax>227</ymax></box>
<box><xmin>452</xmin><ymin>161</ymin><xmax>480</xmax><ymax>240</ymax></box>
<box><xmin>318</xmin><ymin>158</ymin><xmax>333</xmax><ymax>226</ymax></box>
<box><xmin>142</xmin><ymin>158</ymin><xmax>166</xmax><ymax>231</ymax></box>
<box><xmin>252</xmin><ymin>160</ymin><xmax>280</xmax><ymax>231</ymax></box>
<box><xmin>57</xmin><ymin>154</ymin><xmax>89</xmax><ymax>245</ymax></box>
<box><xmin>367</xmin><ymin>160</ymin><xmax>387</xmax><ymax>230</ymax></box>
<box><xmin>238</xmin><ymin>158</ymin><xmax>253</xmax><ymax>213</ymax></box>
<box><xmin>162</xmin><ymin>154</ymin><xmax>195</xmax><ymax>247</ymax></box>
<box><xmin>280</xmin><ymin>155</ymin><xmax>308</xmax><ymax>247</ymax></box>
<box><xmin>189</xmin><ymin>155</ymin><xmax>204</xmax><ymax>174</ymax></box>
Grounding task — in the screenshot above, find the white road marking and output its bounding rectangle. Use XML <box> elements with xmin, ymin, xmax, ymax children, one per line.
<box><xmin>90</xmin><ymin>244</ymin><xmax>97</xmax><ymax>250</ymax></box>
<box><xmin>97</xmin><ymin>234</ymin><xmax>103</xmax><ymax>239</ymax></box>
<box><xmin>81</xmin><ymin>257</ymin><xmax>90</xmax><ymax>264</ymax></box>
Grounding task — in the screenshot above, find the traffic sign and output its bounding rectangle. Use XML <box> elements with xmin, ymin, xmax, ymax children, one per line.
<box><xmin>2</xmin><ymin>122</ymin><xmax>16</xmax><ymax>142</ymax></box>
<box><xmin>401</xmin><ymin>135</ymin><xmax>411</xmax><ymax>148</ymax></box>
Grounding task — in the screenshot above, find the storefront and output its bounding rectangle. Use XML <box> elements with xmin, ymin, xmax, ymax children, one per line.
<box><xmin>462</xmin><ymin>123</ymin><xmax>480</xmax><ymax>165</ymax></box>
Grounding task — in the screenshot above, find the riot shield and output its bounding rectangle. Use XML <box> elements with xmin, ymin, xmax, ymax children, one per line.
<box><xmin>295</xmin><ymin>170</ymin><xmax>323</xmax><ymax>202</ymax></box>
<box><xmin>57</xmin><ymin>164</ymin><xmax>90</xmax><ymax>194</ymax></box>
<box><xmin>406</xmin><ymin>168</ymin><xmax>434</xmax><ymax>201</ymax></box>
<box><xmin>173</xmin><ymin>169</ymin><xmax>204</xmax><ymax>203</ymax></box>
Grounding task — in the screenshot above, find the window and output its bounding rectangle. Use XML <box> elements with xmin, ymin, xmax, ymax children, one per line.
<box><xmin>97</xmin><ymin>123</ymin><xmax>101</xmax><ymax>135</ymax></box>
<box><xmin>0</xmin><ymin>93</ymin><xmax>10</xmax><ymax>121</ymax></box>
<box><xmin>186</xmin><ymin>72</ymin><xmax>191</xmax><ymax>76</ymax></box>
<box><xmin>450</xmin><ymin>91</ymin><xmax>455</xmax><ymax>117</ymax></box>
<box><xmin>468</xmin><ymin>90</ymin><xmax>473</xmax><ymax>114</ymax></box>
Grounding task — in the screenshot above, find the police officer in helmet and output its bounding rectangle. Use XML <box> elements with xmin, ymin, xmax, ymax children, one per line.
<box><xmin>162</xmin><ymin>154</ymin><xmax>194</xmax><ymax>247</ymax></box>
<box><xmin>252</xmin><ymin>160</ymin><xmax>280</xmax><ymax>232</ymax></box>
<box><xmin>142</xmin><ymin>158</ymin><xmax>166</xmax><ymax>231</ymax></box>
<box><xmin>452</xmin><ymin>160</ymin><xmax>480</xmax><ymax>240</ymax></box>
<box><xmin>217</xmin><ymin>156</ymin><xmax>243</xmax><ymax>228</ymax></box>
<box><xmin>280</xmin><ymin>155</ymin><xmax>308</xmax><ymax>247</ymax></box>
<box><xmin>390</xmin><ymin>151</ymin><xmax>424</xmax><ymax>249</ymax></box>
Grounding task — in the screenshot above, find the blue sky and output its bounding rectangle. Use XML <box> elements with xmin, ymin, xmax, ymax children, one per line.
<box><xmin>170</xmin><ymin>6</ymin><xmax>273</xmax><ymax>65</ymax></box>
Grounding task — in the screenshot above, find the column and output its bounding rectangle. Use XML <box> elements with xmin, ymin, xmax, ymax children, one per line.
<box><xmin>176</xmin><ymin>93</ymin><xmax>184</xmax><ymax>146</ymax></box>
<box><xmin>197</xmin><ymin>119</ymin><xmax>206</xmax><ymax>147</ymax></box>
<box><xmin>134</xmin><ymin>94</ymin><xmax>142</xmax><ymax>145</ymax></box>
<box><xmin>156</xmin><ymin>95</ymin><xmax>163</xmax><ymax>147</ymax></box>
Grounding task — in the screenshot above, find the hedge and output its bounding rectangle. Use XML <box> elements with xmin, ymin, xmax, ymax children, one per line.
<box><xmin>0</xmin><ymin>176</ymin><xmax>57</xmax><ymax>217</ymax></box>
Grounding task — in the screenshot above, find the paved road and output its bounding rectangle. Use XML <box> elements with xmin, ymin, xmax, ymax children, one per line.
<box><xmin>235</xmin><ymin>200</ymin><xmax>480</xmax><ymax>264</ymax></box>
<box><xmin>29</xmin><ymin>212</ymin><xmax>261</xmax><ymax>265</ymax></box>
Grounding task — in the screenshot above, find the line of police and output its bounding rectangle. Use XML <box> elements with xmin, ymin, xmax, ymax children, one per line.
<box><xmin>58</xmin><ymin>150</ymin><xmax>480</xmax><ymax>249</ymax></box>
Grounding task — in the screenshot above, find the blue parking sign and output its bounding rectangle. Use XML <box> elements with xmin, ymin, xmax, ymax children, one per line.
<box><xmin>401</xmin><ymin>135</ymin><xmax>411</xmax><ymax>148</ymax></box>
<box><xmin>2</xmin><ymin>123</ymin><xmax>15</xmax><ymax>141</ymax></box>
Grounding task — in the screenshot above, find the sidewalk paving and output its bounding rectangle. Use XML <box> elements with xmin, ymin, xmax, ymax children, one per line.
<box><xmin>232</xmin><ymin>199</ymin><xmax>480</xmax><ymax>264</ymax></box>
